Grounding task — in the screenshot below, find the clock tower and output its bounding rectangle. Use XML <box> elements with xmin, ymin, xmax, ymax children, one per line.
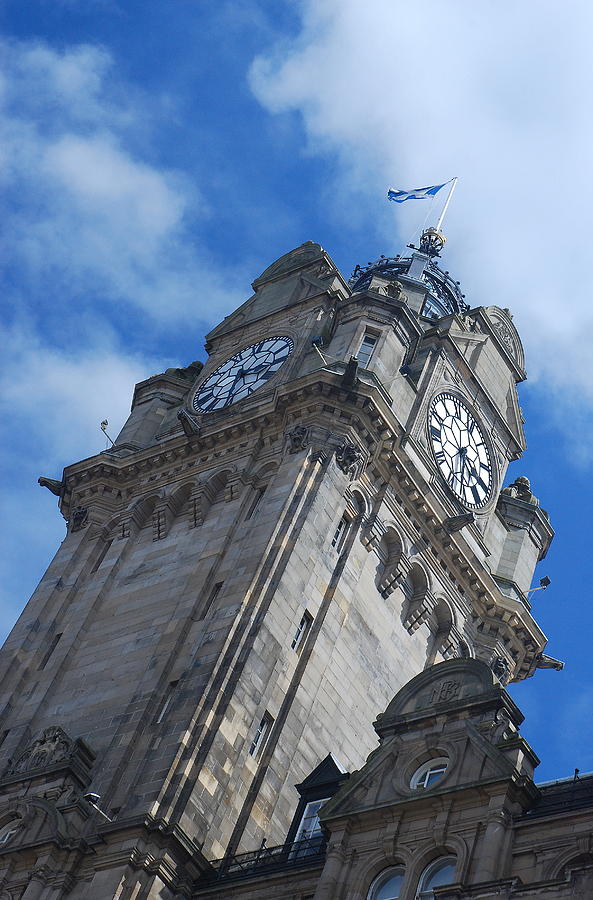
<box><xmin>0</xmin><ymin>231</ymin><xmax>555</xmax><ymax>898</ymax></box>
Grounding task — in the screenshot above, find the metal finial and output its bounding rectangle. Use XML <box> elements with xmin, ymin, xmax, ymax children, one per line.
<box><xmin>419</xmin><ymin>227</ymin><xmax>446</xmax><ymax>258</ymax></box>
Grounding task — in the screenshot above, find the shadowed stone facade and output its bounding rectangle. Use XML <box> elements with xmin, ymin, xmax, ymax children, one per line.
<box><xmin>0</xmin><ymin>237</ymin><xmax>582</xmax><ymax>899</ymax></box>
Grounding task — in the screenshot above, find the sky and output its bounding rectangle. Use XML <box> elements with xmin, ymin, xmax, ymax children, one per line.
<box><xmin>1</xmin><ymin>0</ymin><xmax>592</xmax><ymax>782</ymax></box>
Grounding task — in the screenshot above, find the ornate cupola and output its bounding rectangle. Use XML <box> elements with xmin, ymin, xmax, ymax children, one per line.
<box><xmin>349</xmin><ymin>227</ymin><xmax>469</xmax><ymax>320</ymax></box>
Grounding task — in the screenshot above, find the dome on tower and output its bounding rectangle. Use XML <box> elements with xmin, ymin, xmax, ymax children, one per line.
<box><xmin>348</xmin><ymin>228</ymin><xmax>469</xmax><ymax>320</ymax></box>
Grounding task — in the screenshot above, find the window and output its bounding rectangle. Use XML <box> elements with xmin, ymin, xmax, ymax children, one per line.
<box><xmin>368</xmin><ymin>868</ymin><xmax>405</xmax><ymax>900</ymax></box>
<box><xmin>245</xmin><ymin>487</ymin><xmax>266</xmax><ymax>520</ymax></box>
<box><xmin>411</xmin><ymin>758</ymin><xmax>448</xmax><ymax>789</ymax></box>
<box><xmin>90</xmin><ymin>539</ymin><xmax>113</xmax><ymax>573</ymax></box>
<box><xmin>331</xmin><ymin>515</ymin><xmax>350</xmax><ymax>551</ymax></box>
<box><xmin>249</xmin><ymin>711</ymin><xmax>273</xmax><ymax>757</ymax></box>
<box><xmin>356</xmin><ymin>332</ymin><xmax>378</xmax><ymax>367</ymax></box>
<box><xmin>416</xmin><ymin>858</ymin><xmax>456</xmax><ymax>899</ymax></box>
<box><xmin>0</xmin><ymin>818</ymin><xmax>21</xmax><ymax>847</ymax></box>
<box><xmin>291</xmin><ymin>611</ymin><xmax>313</xmax><ymax>652</ymax></box>
<box><xmin>294</xmin><ymin>798</ymin><xmax>328</xmax><ymax>843</ymax></box>
<box><xmin>291</xmin><ymin>798</ymin><xmax>329</xmax><ymax>858</ymax></box>
<box><xmin>201</xmin><ymin>581</ymin><xmax>223</xmax><ymax>619</ymax></box>
<box><xmin>155</xmin><ymin>680</ymin><xmax>179</xmax><ymax>724</ymax></box>
<box><xmin>38</xmin><ymin>633</ymin><xmax>62</xmax><ymax>671</ymax></box>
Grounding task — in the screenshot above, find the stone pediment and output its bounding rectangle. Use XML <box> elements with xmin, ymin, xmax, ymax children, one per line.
<box><xmin>320</xmin><ymin>660</ymin><xmax>537</xmax><ymax>827</ymax></box>
<box><xmin>252</xmin><ymin>242</ymin><xmax>326</xmax><ymax>287</ymax></box>
<box><xmin>378</xmin><ymin>658</ymin><xmax>499</xmax><ymax>728</ymax></box>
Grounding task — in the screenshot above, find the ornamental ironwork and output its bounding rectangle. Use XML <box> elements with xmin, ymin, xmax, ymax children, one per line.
<box><xmin>349</xmin><ymin>255</ymin><xmax>469</xmax><ymax>320</ymax></box>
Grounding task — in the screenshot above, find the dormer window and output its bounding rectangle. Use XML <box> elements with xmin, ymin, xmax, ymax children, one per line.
<box><xmin>356</xmin><ymin>332</ymin><xmax>378</xmax><ymax>367</ymax></box>
<box><xmin>294</xmin><ymin>798</ymin><xmax>328</xmax><ymax>843</ymax></box>
<box><xmin>410</xmin><ymin>757</ymin><xmax>448</xmax><ymax>789</ymax></box>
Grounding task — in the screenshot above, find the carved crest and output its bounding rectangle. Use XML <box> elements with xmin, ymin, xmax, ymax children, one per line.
<box><xmin>7</xmin><ymin>726</ymin><xmax>74</xmax><ymax>776</ymax></box>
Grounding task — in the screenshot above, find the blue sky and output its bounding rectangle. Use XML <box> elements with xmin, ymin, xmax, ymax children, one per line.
<box><xmin>1</xmin><ymin>0</ymin><xmax>592</xmax><ymax>782</ymax></box>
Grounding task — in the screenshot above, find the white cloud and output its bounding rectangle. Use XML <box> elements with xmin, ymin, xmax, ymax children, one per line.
<box><xmin>0</xmin><ymin>321</ymin><xmax>163</xmax><ymax>640</ymax></box>
<box><xmin>250</xmin><ymin>1</ymin><xmax>593</xmax><ymax>434</ymax></box>
<box><xmin>0</xmin><ymin>322</ymin><xmax>160</xmax><ymax>468</ymax></box>
<box><xmin>0</xmin><ymin>39</ymin><xmax>243</xmax><ymax>324</ymax></box>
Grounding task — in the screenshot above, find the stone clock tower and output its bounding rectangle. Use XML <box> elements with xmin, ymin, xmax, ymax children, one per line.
<box><xmin>0</xmin><ymin>230</ymin><xmax>555</xmax><ymax>898</ymax></box>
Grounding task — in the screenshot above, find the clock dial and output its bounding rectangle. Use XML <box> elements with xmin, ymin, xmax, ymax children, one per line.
<box><xmin>192</xmin><ymin>336</ymin><xmax>294</xmax><ymax>413</ymax></box>
<box><xmin>429</xmin><ymin>392</ymin><xmax>493</xmax><ymax>508</ymax></box>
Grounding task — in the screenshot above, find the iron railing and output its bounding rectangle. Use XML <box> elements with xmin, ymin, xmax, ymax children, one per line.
<box><xmin>207</xmin><ymin>834</ymin><xmax>327</xmax><ymax>882</ymax></box>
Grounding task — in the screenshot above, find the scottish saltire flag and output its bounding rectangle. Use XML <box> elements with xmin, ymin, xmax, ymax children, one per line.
<box><xmin>387</xmin><ymin>183</ymin><xmax>447</xmax><ymax>203</ymax></box>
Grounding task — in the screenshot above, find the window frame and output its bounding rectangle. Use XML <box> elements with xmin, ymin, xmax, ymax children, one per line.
<box><xmin>331</xmin><ymin>514</ymin><xmax>350</xmax><ymax>551</ymax></box>
<box><xmin>291</xmin><ymin>611</ymin><xmax>313</xmax><ymax>652</ymax></box>
<box><xmin>356</xmin><ymin>331</ymin><xmax>379</xmax><ymax>368</ymax></box>
<box><xmin>154</xmin><ymin>680</ymin><xmax>179</xmax><ymax>724</ymax></box>
<box><xmin>415</xmin><ymin>857</ymin><xmax>456</xmax><ymax>899</ymax></box>
<box><xmin>0</xmin><ymin>817</ymin><xmax>21</xmax><ymax>847</ymax></box>
<box><xmin>294</xmin><ymin>798</ymin><xmax>329</xmax><ymax>843</ymax></box>
<box><xmin>367</xmin><ymin>866</ymin><xmax>405</xmax><ymax>900</ymax></box>
<box><xmin>410</xmin><ymin>757</ymin><xmax>449</xmax><ymax>790</ymax></box>
<box><xmin>249</xmin><ymin>711</ymin><xmax>274</xmax><ymax>758</ymax></box>
<box><xmin>245</xmin><ymin>486</ymin><xmax>266</xmax><ymax>520</ymax></box>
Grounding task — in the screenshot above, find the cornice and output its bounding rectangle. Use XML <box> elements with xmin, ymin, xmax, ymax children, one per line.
<box><xmin>58</xmin><ymin>367</ymin><xmax>546</xmax><ymax>681</ymax></box>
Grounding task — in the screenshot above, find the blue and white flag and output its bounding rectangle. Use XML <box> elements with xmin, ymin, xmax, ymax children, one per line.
<box><xmin>387</xmin><ymin>183</ymin><xmax>447</xmax><ymax>203</ymax></box>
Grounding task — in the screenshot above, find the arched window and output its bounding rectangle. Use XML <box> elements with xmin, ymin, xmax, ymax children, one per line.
<box><xmin>410</xmin><ymin>757</ymin><xmax>448</xmax><ymax>789</ymax></box>
<box><xmin>368</xmin><ymin>867</ymin><xmax>405</xmax><ymax>900</ymax></box>
<box><xmin>416</xmin><ymin>858</ymin><xmax>456</xmax><ymax>898</ymax></box>
<box><xmin>0</xmin><ymin>816</ymin><xmax>21</xmax><ymax>847</ymax></box>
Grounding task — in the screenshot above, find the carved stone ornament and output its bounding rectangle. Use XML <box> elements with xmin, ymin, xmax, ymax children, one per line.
<box><xmin>177</xmin><ymin>408</ymin><xmax>201</xmax><ymax>437</ymax></box>
<box><xmin>38</xmin><ymin>476</ymin><xmax>62</xmax><ymax>497</ymax></box>
<box><xmin>7</xmin><ymin>726</ymin><xmax>74</xmax><ymax>776</ymax></box>
<box><xmin>491</xmin><ymin>655</ymin><xmax>510</xmax><ymax>684</ymax></box>
<box><xmin>501</xmin><ymin>475</ymin><xmax>539</xmax><ymax>507</ymax></box>
<box><xmin>492</xmin><ymin>319</ymin><xmax>515</xmax><ymax>357</ymax></box>
<box><xmin>335</xmin><ymin>443</ymin><xmax>363</xmax><ymax>479</ymax></box>
<box><xmin>484</xmin><ymin>306</ymin><xmax>524</xmax><ymax>370</ymax></box>
<box><xmin>284</xmin><ymin>424</ymin><xmax>309</xmax><ymax>454</ymax></box>
<box><xmin>70</xmin><ymin>506</ymin><xmax>88</xmax><ymax>531</ymax></box>
<box><xmin>383</xmin><ymin>280</ymin><xmax>406</xmax><ymax>302</ymax></box>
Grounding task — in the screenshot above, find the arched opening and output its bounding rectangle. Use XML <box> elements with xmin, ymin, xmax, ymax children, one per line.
<box><xmin>415</xmin><ymin>858</ymin><xmax>456</xmax><ymax>899</ymax></box>
<box><xmin>376</xmin><ymin>528</ymin><xmax>404</xmax><ymax>598</ymax></box>
<box><xmin>367</xmin><ymin>867</ymin><xmax>405</xmax><ymax>900</ymax></box>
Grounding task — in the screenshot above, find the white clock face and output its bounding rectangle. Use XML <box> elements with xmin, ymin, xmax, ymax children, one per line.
<box><xmin>429</xmin><ymin>392</ymin><xmax>493</xmax><ymax>508</ymax></box>
<box><xmin>192</xmin><ymin>336</ymin><xmax>294</xmax><ymax>413</ymax></box>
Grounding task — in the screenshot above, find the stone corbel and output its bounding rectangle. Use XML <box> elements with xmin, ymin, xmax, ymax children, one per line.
<box><xmin>360</xmin><ymin>516</ymin><xmax>385</xmax><ymax>552</ymax></box>
<box><xmin>177</xmin><ymin>408</ymin><xmax>201</xmax><ymax>437</ymax></box>
<box><xmin>284</xmin><ymin>424</ymin><xmax>310</xmax><ymax>454</ymax></box>
<box><xmin>378</xmin><ymin>566</ymin><xmax>403</xmax><ymax>599</ymax></box>
<box><xmin>189</xmin><ymin>482</ymin><xmax>215</xmax><ymax>528</ymax></box>
<box><xmin>69</xmin><ymin>506</ymin><xmax>89</xmax><ymax>532</ymax></box>
<box><xmin>403</xmin><ymin>590</ymin><xmax>436</xmax><ymax>635</ymax></box>
<box><xmin>152</xmin><ymin>505</ymin><xmax>170</xmax><ymax>541</ymax></box>
<box><xmin>335</xmin><ymin>442</ymin><xmax>364</xmax><ymax>480</ymax></box>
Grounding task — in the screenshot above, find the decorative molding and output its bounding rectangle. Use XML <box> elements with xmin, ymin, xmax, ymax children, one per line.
<box><xmin>335</xmin><ymin>443</ymin><xmax>364</xmax><ymax>480</ymax></box>
<box><xmin>284</xmin><ymin>424</ymin><xmax>309</xmax><ymax>454</ymax></box>
<box><xmin>4</xmin><ymin>725</ymin><xmax>95</xmax><ymax>788</ymax></box>
<box><xmin>69</xmin><ymin>506</ymin><xmax>88</xmax><ymax>531</ymax></box>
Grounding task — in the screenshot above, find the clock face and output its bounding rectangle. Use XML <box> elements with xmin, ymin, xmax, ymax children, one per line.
<box><xmin>429</xmin><ymin>392</ymin><xmax>493</xmax><ymax>508</ymax></box>
<box><xmin>192</xmin><ymin>336</ymin><xmax>294</xmax><ymax>413</ymax></box>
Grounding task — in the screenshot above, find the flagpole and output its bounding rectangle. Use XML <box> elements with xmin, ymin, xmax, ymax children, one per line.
<box><xmin>435</xmin><ymin>177</ymin><xmax>457</xmax><ymax>233</ymax></box>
